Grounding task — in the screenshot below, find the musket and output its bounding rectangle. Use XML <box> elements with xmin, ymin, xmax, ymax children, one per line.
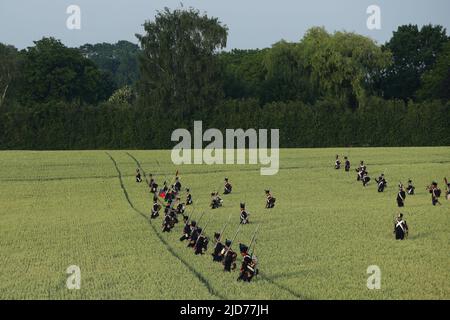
<box><xmin>196</xmin><ymin>211</ymin><xmax>206</xmax><ymax>225</ymax></box>
<box><xmin>248</xmin><ymin>223</ymin><xmax>261</xmax><ymax>252</ymax></box>
<box><xmin>223</xmin><ymin>223</ymin><xmax>242</xmax><ymax>256</ymax></box>
<box><xmin>218</xmin><ymin>214</ymin><xmax>232</xmax><ymax>242</ymax></box>
<box><xmin>194</xmin><ymin>217</ymin><xmax>211</xmax><ymax>248</ymax></box>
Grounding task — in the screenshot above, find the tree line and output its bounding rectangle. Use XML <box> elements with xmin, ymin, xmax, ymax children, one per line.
<box><xmin>0</xmin><ymin>7</ymin><xmax>449</xmax><ymax>149</ymax></box>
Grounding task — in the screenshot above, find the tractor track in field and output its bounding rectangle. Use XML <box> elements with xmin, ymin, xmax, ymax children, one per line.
<box><xmin>126</xmin><ymin>152</ymin><xmax>309</xmax><ymax>300</ymax></box>
<box><xmin>106</xmin><ymin>152</ymin><xmax>226</xmax><ymax>300</ymax></box>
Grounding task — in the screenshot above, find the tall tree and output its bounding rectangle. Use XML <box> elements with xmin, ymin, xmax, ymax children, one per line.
<box><xmin>417</xmin><ymin>41</ymin><xmax>450</xmax><ymax>101</ymax></box>
<box><xmin>18</xmin><ymin>37</ymin><xmax>115</xmax><ymax>105</ymax></box>
<box><xmin>300</xmin><ymin>27</ymin><xmax>391</xmax><ymax>108</ymax></box>
<box><xmin>79</xmin><ymin>41</ymin><xmax>140</xmax><ymax>88</ymax></box>
<box><xmin>136</xmin><ymin>7</ymin><xmax>228</xmax><ymax>119</ymax></box>
<box><xmin>380</xmin><ymin>24</ymin><xmax>448</xmax><ymax>101</ymax></box>
<box><xmin>0</xmin><ymin>43</ymin><xmax>20</xmax><ymax>108</ymax></box>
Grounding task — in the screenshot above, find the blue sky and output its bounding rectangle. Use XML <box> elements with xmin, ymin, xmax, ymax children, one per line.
<box><xmin>0</xmin><ymin>0</ymin><xmax>449</xmax><ymax>49</ymax></box>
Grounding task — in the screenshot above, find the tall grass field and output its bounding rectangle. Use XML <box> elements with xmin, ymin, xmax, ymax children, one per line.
<box><xmin>0</xmin><ymin>148</ymin><xmax>449</xmax><ymax>299</ymax></box>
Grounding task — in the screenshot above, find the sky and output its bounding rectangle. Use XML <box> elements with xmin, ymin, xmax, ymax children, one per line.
<box><xmin>1</xmin><ymin>0</ymin><xmax>449</xmax><ymax>50</ymax></box>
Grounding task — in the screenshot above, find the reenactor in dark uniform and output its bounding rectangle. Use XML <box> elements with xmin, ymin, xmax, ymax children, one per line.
<box><xmin>223</xmin><ymin>240</ymin><xmax>237</xmax><ymax>272</ymax></box>
<box><xmin>237</xmin><ymin>244</ymin><xmax>258</xmax><ymax>282</ymax></box>
<box><xmin>361</xmin><ymin>170</ymin><xmax>371</xmax><ymax>187</ymax></box>
<box><xmin>136</xmin><ymin>169</ymin><xmax>142</xmax><ymax>183</ymax></box>
<box><xmin>224</xmin><ymin>178</ymin><xmax>233</xmax><ymax>194</ymax></box>
<box><xmin>179</xmin><ymin>216</ymin><xmax>191</xmax><ymax>241</ymax></box>
<box><xmin>265</xmin><ymin>189</ymin><xmax>276</xmax><ymax>208</ymax></box>
<box><xmin>240</xmin><ymin>203</ymin><xmax>250</xmax><ymax>224</ymax></box>
<box><xmin>188</xmin><ymin>227</ymin><xmax>201</xmax><ymax>248</ymax></box>
<box><xmin>210</xmin><ymin>192</ymin><xmax>223</xmax><ymax>209</ymax></box>
<box><xmin>344</xmin><ymin>156</ymin><xmax>351</xmax><ymax>172</ymax></box>
<box><xmin>149</xmin><ymin>174</ymin><xmax>158</xmax><ymax>193</ymax></box>
<box><xmin>406</xmin><ymin>179</ymin><xmax>415</xmax><ymax>195</ymax></box>
<box><xmin>356</xmin><ymin>161</ymin><xmax>366</xmax><ymax>181</ymax></box>
<box><xmin>186</xmin><ymin>188</ymin><xmax>193</xmax><ymax>205</ymax></box>
<box><xmin>150</xmin><ymin>196</ymin><xmax>161</xmax><ymax>219</ymax></box>
<box><xmin>174</xmin><ymin>177</ymin><xmax>182</xmax><ymax>193</ymax></box>
<box><xmin>175</xmin><ymin>198</ymin><xmax>186</xmax><ymax>215</ymax></box>
<box><xmin>397</xmin><ymin>184</ymin><xmax>406</xmax><ymax>207</ymax></box>
<box><xmin>211</xmin><ymin>233</ymin><xmax>225</xmax><ymax>262</ymax></box>
<box><xmin>194</xmin><ymin>231</ymin><xmax>209</xmax><ymax>255</ymax></box>
<box><xmin>375</xmin><ymin>174</ymin><xmax>387</xmax><ymax>192</ymax></box>
<box><xmin>393</xmin><ymin>213</ymin><xmax>409</xmax><ymax>240</ymax></box>
<box><xmin>162</xmin><ymin>212</ymin><xmax>176</xmax><ymax>232</ymax></box>
<box><xmin>427</xmin><ymin>182</ymin><xmax>442</xmax><ymax>206</ymax></box>
<box><xmin>335</xmin><ymin>155</ymin><xmax>341</xmax><ymax>170</ymax></box>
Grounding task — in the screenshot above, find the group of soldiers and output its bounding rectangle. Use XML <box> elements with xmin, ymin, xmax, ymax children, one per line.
<box><xmin>334</xmin><ymin>155</ymin><xmax>449</xmax><ymax>240</ymax></box>
<box><xmin>135</xmin><ymin>169</ymin><xmax>276</xmax><ymax>282</ymax></box>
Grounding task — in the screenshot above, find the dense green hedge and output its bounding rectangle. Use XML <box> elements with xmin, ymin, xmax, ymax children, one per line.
<box><xmin>0</xmin><ymin>98</ymin><xmax>448</xmax><ymax>150</ymax></box>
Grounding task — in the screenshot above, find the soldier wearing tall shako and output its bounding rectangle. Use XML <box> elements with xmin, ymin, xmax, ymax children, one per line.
<box><xmin>427</xmin><ymin>181</ymin><xmax>442</xmax><ymax>206</ymax></box>
<box><xmin>180</xmin><ymin>219</ymin><xmax>196</xmax><ymax>242</ymax></box>
<box><xmin>185</xmin><ymin>188</ymin><xmax>193</xmax><ymax>205</ymax></box>
<box><xmin>265</xmin><ymin>189</ymin><xmax>276</xmax><ymax>209</ymax></box>
<box><xmin>149</xmin><ymin>174</ymin><xmax>158</xmax><ymax>193</ymax></box>
<box><xmin>222</xmin><ymin>240</ymin><xmax>237</xmax><ymax>272</ymax></box>
<box><xmin>334</xmin><ymin>155</ymin><xmax>341</xmax><ymax>170</ymax></box>
<box><xmin>135</xmin><ymin>169</ymin><xmax>142</xmax><ymax>183</ymax></box>
<box><xmin>240</xmin><ymin>203</ymin><xmax>250</xmax><ymax>224</ymax></box>
<box><xmin>237</xmin><ymin>244</ymin><xmax>258</xmax><ymax>282</ymax></box>
<box><xmin>397</xmin><ymin>184</ymin><xmax>407</xmax><ymax>207</ymax></box>
<box><xmin>406</xmin><ymin>179</ymin><xmax>415</xmax><ymax>195</ymax></box>
<box><xmin>224</xmin><ymin>177</ymin><xmax>233</xmax><ymax>195</ymax></box>
<box><xmin>194</xmin><ymin>230</ymin><xmax>209</xmax><ymax>255</ymax></box>
<box><xmin>210</xmin><ymin>192</ymin><xmax>223</xmax><ymax>209</ymax></box>
<box><xmin>393</xmin><ymin>213</ymin><xmax>409</xmax><ymax>240</ymax></box>
<box><xmin>150</xmin><ymin>195</ymin><xmax>161</xmax><ymax>219</ymax></box>
<box><xmin>211</xmin><ymin>232</ymin><xmax>225</xmax><ymax>262</ymax></box>
<box><xmin>344</xmin><ymin>156</ymin><xmax>351</xmax><ymax>172</ymax></box>
<box><xmin>375</xmin><ymin>173</ymin><xmax>387</xmax><ymax>192</ymax></box>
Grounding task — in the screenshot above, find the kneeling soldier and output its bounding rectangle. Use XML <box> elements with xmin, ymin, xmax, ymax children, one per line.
<box><xmin>136</xmin><ymin>169</ymin><xmax>142</xmax><ymax>183</ymax></box>
<box><xmin>194</xmin><ymin>232</ymin><xmax>209</xmax><ymax>255</ymax></box>
<box><xmin>211</xmin><ymin>233</ymin><xmax>225</xmax><ymax>262</ymax></box>
<box><xmin>186</xmin><ymin>188</ymin><xmax>193</xmax><ymax>205</ymax></box>
<box><xmin>224</xmin><ymin>178</ymin><xmax>233</xmax><ymax>195</ymax></box>
<box><xmin>237</xmin><ymin>244</ymin><xmax>258</xmax><ymax>282</ymax></box>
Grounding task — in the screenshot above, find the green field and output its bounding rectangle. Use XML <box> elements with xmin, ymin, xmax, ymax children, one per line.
<box><xmin>0</xmin><ymin>148</ymin><xmax>449</xmax><ymax>300</ymax></box>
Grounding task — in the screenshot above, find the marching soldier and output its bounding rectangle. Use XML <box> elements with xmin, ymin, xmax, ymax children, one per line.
<box><xmin>397</xmin><ymin>184</ymin><xmax>406</xmax><ymax>207</ymax></box>
<box><xmin>265</xmin><ymin>189</ymin><xmax>276</xmax><ymax>209</ymax></box>
<box><xmin>223</xmin><ymin>240</ymin><xmax>237</xmax><ymax>272</ymax></box>
<box><xmin>427</xmin><ymin>182</ymin><xmax>442</xmax><ymax>206</ymax></box>
<box><xmin>179</xmin><ymin>216</ymin><xmax>192</xmax><ymax>241</ymax></box>
<box><xmin>356</xmin><ymin>161</ymin><xmax>366</xmax><ymax>181</ymax></box>
<box><xmin>240</xmin><ymin>203</ymin><xmax>249</xmax><ymax>224</ymax></box>
<box><xmin>186</xmin><ymin>188</ymin><xmax>193</xmax><ymax>205</ymax></box>
<box><xmin>211</xmin><ymin>233</ymin><xmax>225</xmax><ymax>262</ymax></box>
<box><xmin>150</xmin><ymin>196</ymin><xmax>161</xmax><ymax>219</ymax></box>
<box><xmin>174</xmin><ymin>177</ymin><xmax>182</xmax><ymax>193</ymax></box>
<box><xmin>344</xmin><ymin>156</ymin><xmax>351</xmax><ymax>172</ymax></box>
<box><xmin>224</xmin><ymin>178</ymin><xmax>233</xmax><ymax>194</ymax></box>
<box><xmin>361</xmin><ymin>170</ymin><xmax>371</xmax><ymax>187</ymax></box>
<box><xmin>375</xmin><ymin>173</ymin><xmax>387</xmax><ymax>192</ymax></box>
<box><xmin>406</xmin><ymin>179</ymin><xmax>415</xmax><ymax>195</ymax></box>
<box><xmin>335</xmin><ymin>155</ymin><xmax>341</xmax><ymax>170</ymax></box>
<box><xmin>393</xmin><ymin>213</ymin><xmax>409</xmax><ymax>240</ymax></box>
<box><xmin>194</xmin><ymin>231</ymin><xmax>209</xmax><ymax>255</ymax></box>
<box><xmin>149</xmin><ymin>174</ymin><xmax>158</xmax><ymax>193</ymax></box>
<box><xmin>136</xmin><ymin>169</ymin><xmax>142</xmax><ymax>183</ymax></box>
<box><xmin>237</xmin><ymin>244</ymin><xmax>258</xmax><ymax>282</ymax></box>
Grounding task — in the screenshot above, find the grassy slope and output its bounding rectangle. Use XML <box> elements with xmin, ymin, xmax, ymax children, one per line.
<box><xmin>0</xmin><ymin>148</ymin><xmax>448</xmax><ymax>299</ymax></box>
